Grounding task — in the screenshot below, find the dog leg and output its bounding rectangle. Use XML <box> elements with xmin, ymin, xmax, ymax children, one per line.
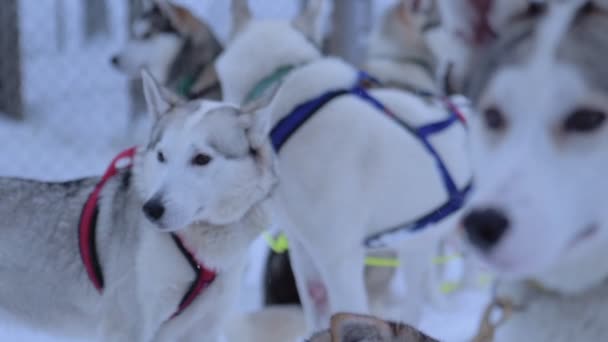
<box><xmin>316</xmin><ymin>248</ymin><xmax>369</xmax><ymax>319</ymax></box>
<box><xmin>287</xmin><ymin>236</ymin><xmax>329</xmax><ymax>333</ymax></box>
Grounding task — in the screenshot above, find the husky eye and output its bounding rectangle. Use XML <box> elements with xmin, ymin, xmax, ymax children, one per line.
<box><xmin>157</xmin><ymin>151</ymin><xmax>166</xmax><ymax>163</ymax></box>
<box><xmin>192</xmin><ymin>154</ymin><xmax>212</xmax><ymax>166</ymax></box>
<box><xmin>141</xmin><ymin>31</ymin><xmax>152</xmax><ymax>40</ymax></box>
<box><xmin>563</xmin><ymin>108</ymin><xmax>606</xmax><ymax>133</ymax></box>
<box><xmin>526</xmin><ymin>2</ymin><xmax>547</xmax><ymax>17</ymax></box>
<box><xmin>483</xmin><ymin>107</ymin><xmax>507</xmax><ymax>132</ymax></box>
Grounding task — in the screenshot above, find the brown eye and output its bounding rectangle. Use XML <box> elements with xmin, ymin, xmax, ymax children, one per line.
<box><xmin>563</xmin><ymin>108</ymin><xmax>606</xmax><ymax>133</ymax></box>
<box><xmin>192</xmin><ymin>154</ymin><xmax>212</xmax><ymax>166</ymax></box>
<box><xmin>483</xmin><ymin>107</ymin><xmax>507</xmax><ymax>131</ymax></box>
<box><xmin>157</xmin><ymin>151</ymin><xmax>166</xmax><ymax>163</ymax></box>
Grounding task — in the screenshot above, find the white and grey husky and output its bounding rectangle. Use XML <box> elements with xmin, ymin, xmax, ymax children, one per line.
<box><xmin>442</xmin><ymin>0</ymin><xmax>608</xmax><ymax>340</ymax></box>
<box><xmin>112</xmin><ymin>0</ymin><xmax>223</xmax><ymax>101</ymax></box>
<box><xmin>0</xmin><ymin>70</ymin><xmax>277</xmax><ymax>342</ymax></box>
<box><xmin>217</xmin><ymin>0</ymin><xmax>472</xmax><ymax>333</ymax></box>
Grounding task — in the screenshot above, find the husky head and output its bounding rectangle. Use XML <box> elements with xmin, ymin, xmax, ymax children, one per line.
<box><xmin>111</xmin><ymin>0</ymin><xmax>222</xmax><ymax>86</ymax></box>
<box><xmin>365</xmin><ymin>0</ymin><xmax>440</xmax><ymax>89</ymax></box>
<box><xmin>455</xmin><ymin>0</ymin><xmax>608</xmax><ymax>292</ymax></box>
<box><xmin>306</xmin><ymin>313</ymin><xmax>438</xmax><ymax>342</ymax></box>
<box><xmin>134</xmin><ymin>70</ymin><xmax>277</xmax><ymax>231</ymax></box>
<box><xmin>215</xmin><ymin>0</ymin><xmax>325</xmax><ymax>104</ymax></box>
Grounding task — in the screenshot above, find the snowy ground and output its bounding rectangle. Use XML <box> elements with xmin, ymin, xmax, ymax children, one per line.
<box><xmin>0</xmin><ymin>0</ymin><xmax>488</xmax><ymax>340</ymax></box>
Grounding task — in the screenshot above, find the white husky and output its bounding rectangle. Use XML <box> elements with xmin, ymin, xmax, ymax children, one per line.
<box><xmin>441</xmin><ymin>0</ymin><xmax>608</xmax><ymax>340</ymax></box>
<box><xmin>0</xmin><ymin>70</ymin><xmax>277</xmax><ymax>342</ymax></box>
<box><xmin>217</xmin><ymin>0</ymin><xmax>472</xmax><ymax>333</ymax></box>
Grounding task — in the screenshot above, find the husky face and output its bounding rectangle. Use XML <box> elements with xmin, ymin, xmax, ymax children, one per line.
<box><xmin>461</xmin><ymin>1</ymin><xmax>608</xmax><ymax>283</ymax></box>
<box><xmin>112</xmin><ymin>3</ymin><xmax>183</xmax><ymax>82</ymax></box>
<box><xmin>135</xmin><ymin>71</ymin><xmax>276</xmax><ymax>231</ymax></box>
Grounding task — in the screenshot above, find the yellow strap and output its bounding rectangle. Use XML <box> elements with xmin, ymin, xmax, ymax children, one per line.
<box><xmin>263</xmin><ymin>232</ymin><xmax>470</xmax><ymax>270</ymax></box>
<box><xmin>432</xmin><ymin>253</ymin><xmax>463</xmax><ymax>265</ymax></box>
<box><xmin>364</xmin><ymin>256</ymin><xmax>401</xmax><ymax>268</ymax></box>
<box><xmin>263</xmin><ymin>232</ymin><xmax>290</xmax><ymax>254</ymax></box>
<box><xmin>263</xmin><ymin>232</ymin><xmax>401</xmax><ymax>267</ymax></box>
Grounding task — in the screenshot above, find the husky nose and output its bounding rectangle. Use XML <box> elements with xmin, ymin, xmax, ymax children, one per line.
<box><xmin>463</xmin><ymin>208</ymin><xmax>510</xmax><ymax>251</ymax></box>
<box><xmin>143</xmin><ymin>199</ymin><xmax>165</xmax><ymax>221</ymax></box>
<box><xmin>111</xmin><ymin>55</ymin><xmax>119</xmax><ymax>66</ymax></box>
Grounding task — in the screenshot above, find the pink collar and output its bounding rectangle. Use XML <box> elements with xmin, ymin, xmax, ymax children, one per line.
<box><xmin>78</xmin><ymin>148</ymin><xmax>216</xmax><ymax>318</ymax></box>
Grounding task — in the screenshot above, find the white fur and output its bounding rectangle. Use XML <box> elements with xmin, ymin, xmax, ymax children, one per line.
<box><xmin>216</xmin><ymin>5</ymin><xmax>472</xmax><ymax>333</ymax></box>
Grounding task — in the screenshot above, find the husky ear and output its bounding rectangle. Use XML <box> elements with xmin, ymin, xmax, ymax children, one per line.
<box><xmin>330</xmin><ymin>313</ymin><xmax>394</xmax><ymax>341</ymax></box>
<box><xmin>141</xmin><ymin>69</ymin><xmax>182</xmax><ymax>120</ymax></box>
<box><xmin>155</xmin><ymin>0</ymin><xmax>184</xmax><ymax>32</ymax></box>
<box><xmin>238</xmin><ymin>82</ymin><xmax>279</xmax><ymax>149</ymax></box>
<box><xmin>230</xmin><ymin>0</ymin><xmax>252</xmax><ymax>40</ymax></box>
<box><xmin>293</xmin><ymin>0</ymin><xmax>325</xmax><ymax>46</ymax></box>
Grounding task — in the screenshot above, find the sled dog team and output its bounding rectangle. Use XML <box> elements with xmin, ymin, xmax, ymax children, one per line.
<box><xmin>2</xmin><ymin>0</ymin><xmax>607</xmax><ymax>341</ymax></box>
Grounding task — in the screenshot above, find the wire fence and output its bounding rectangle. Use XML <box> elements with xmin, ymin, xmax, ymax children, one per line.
<box><xmin>0</xmin><ymin>0</ymin><xmax>393</xmax><ymax>181</ymax></box>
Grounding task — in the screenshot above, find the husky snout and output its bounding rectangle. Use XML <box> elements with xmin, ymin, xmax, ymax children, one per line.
<box><xmin>463</xmin><ymin>207</ymin><xmax>510</xmax><ymax>251</ymax></box>
<box><xmin>143</xmin><ymin>197</ymin><xmax>166</xmax><ymax>222</ymax></box>
<box><xmin>110</xmin><ymin>55</ymin><xmax>120</xmax><ymax>67</ymax></box>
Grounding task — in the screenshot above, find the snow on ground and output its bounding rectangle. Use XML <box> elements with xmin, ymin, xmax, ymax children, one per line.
<box><xmin>0</xmin><ymin>0</ymin><xmax>488</xmax><ymax>340</ymax></box>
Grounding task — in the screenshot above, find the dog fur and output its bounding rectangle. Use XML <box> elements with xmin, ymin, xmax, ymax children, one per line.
<box><xmin>306</xmin><ymin>313</ymin><xmax>439</xmax><ymax>342</ymax></box>
<box><xmin>217</xmin><ymin>0</ymin><xmax>472</xmax><ymax>333</ymax></box>
<box><xmin>0</xmin><ymin>71</ymin><xmax>277</xmax><ymax>342</ymax></box>
<box><xmin>448</xmin><ymin>0</ymin><xmax>608</xmax><ymax>340</ymax></box>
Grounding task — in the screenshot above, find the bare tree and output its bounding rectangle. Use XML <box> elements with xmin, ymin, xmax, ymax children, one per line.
<box><xmin>83</xmin><ymin>0</ymin><xmax>111</xmax><ymax>42</ymax></box>
<box><xmin>0</xmin><ymin>0</ymin><xmax>23</xmax><ymax>119</ymax></box>
<box><xmin>128</xmin><ymin>0</ymin><xmax>148</xmax><ymax>117</ymax></box>
<box><xmin>326</xmin><ymin>0</ymin><xmax>372</xmax><ymax>66</ymax></box>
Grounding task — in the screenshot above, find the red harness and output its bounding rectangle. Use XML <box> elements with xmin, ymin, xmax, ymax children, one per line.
<box><xmin>78</xmin><ymin>148</ymin><xmax>216</xmax><ymax>318</ymax></box>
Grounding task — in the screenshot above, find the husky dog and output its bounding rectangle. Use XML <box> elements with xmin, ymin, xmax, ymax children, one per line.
<box><xmin>442</xmin><ymin>0</ymin><xmax>608</xmax><ymax>340</ymax></box>
<box><xmin>217</xmin><ymin>0</ymin><xmax>472</xmax><ymax>333</ymax></box>
<box><xmin>306</xmin><ymin>313</ymin><xmax>439</xmax><ymax>342</ymax></box>
<box><xmin>0</xmin><ymin>70</ymin><xmax>277</xmax><ymax>342</ymax></box>
<box><xmin>365</xmin><ymin>0</ymin><xmax>484</xmax><ymax>310</ymax></box>
<box><xmin>112</xmin><ymin>0</ymin><xmax>223</xmax><ymax>101</ymax></box>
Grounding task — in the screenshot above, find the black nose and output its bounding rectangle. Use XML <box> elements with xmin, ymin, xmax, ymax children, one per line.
<box><xmin>143</xmin><ymin>199</ymin><xmax>165</xmax><ymax>221</ymax></box>
<box><xmin>111</xmin><ymin>56</ymin><xmax>119</xmax><ymax>66</ymax></box>
<box><xmin>463</xmin><ymin>208</ymin><xmax>510</xmax><ymax>251</ymax></box>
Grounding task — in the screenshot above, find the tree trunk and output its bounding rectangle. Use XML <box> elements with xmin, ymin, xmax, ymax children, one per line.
<box><xmin>326</xmin><ymin>0</ymin><xmax>372</xmax><ymax>67</ymax></box>
<box><xmin>128</xmin><ymin>0</ymin><xmax>147</xmax><ymax>117</ymax></box>
<box><xmin>83</xmin><ymin>0</ymin><xmax>110</xmax><ymax>42</ymax></box>
<box><xmin>0</xmin><ymin>0</ymin><xmax>23</xmax><ymax>119</ymax></box>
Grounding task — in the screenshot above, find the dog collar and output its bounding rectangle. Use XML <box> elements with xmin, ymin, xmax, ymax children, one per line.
<box><xmin>243</xmin><ymin>65</ymin><xmax>296</xmax><ymax>105</ymax></box>
<box><xmin>78</xmin><ymin>147</ymin><xmax>216</xmax><ymax>319</ymax></box>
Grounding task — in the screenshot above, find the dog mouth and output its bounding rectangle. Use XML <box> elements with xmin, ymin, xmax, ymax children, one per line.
<box><xmin>567</xmin><ymin>224</ymin><xmax>599</xmax><ymax>248</ymax></box>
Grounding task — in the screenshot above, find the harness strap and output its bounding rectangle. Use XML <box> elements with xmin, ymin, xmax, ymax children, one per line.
<box><xmin>79</xmin><ymin>148</ymin><xmax>137</xmax><ymax>292</ymax></box>
<box><xmin>170</xmin><ymin>234</ymin><xmax>217</xmax><ymax>319</ymax></box>
<box><xmin>78</xmin><ymin>148</ymin><xmax>216</xmax><ymax>319</ymax></box>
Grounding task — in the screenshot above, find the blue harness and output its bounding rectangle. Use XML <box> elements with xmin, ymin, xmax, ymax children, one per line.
<box><xmin>270</xmin><ymin>72</ymin><xmax>473</xmax><ymax>249</ymax></box>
